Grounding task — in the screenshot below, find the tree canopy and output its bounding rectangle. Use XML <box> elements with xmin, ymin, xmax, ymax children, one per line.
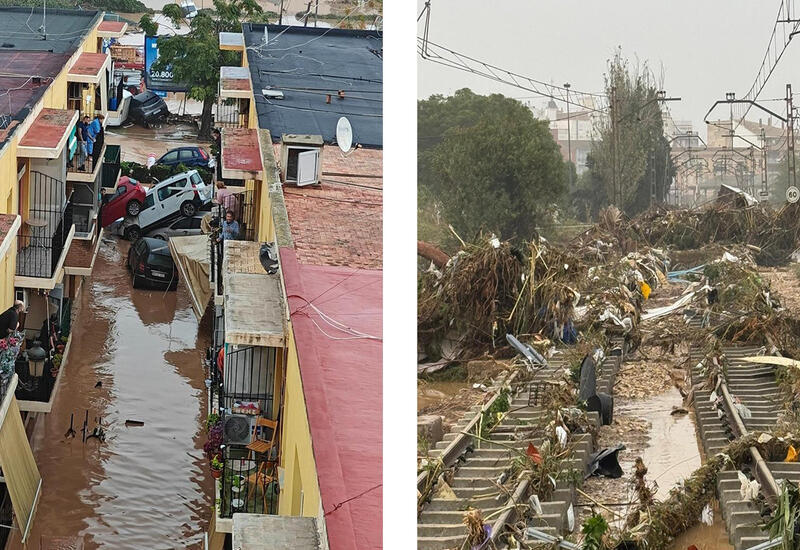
<box><xmin>418</xmin><ymin>89</ymin><xmax>566</xmax><ymax>248</ymax></box>
<box><xmin>586</xmin><ymin>49</ymin><xmax>674</xmax><ymax>216</ymax></box>
<box><xmin>151</xmin><ymin>0</ymin><xmax>263</xmax><ymax>138</ymax></box>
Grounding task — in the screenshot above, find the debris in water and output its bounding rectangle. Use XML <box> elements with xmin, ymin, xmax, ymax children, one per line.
<box><xmin>64</xmin><ymin>413</ymin><xmax>76</xmax><ymax>439</ymax></box>
<box><xmin>671</xmin><ymin>406</ymin><xmax>689</xmax><ymax>416</ymax></box>
<box><xmin>125</xmin><ymin>419</ymin><xmax>145</xmax><ymax>427</ymax></box>
<box><xmin>95</xmin><ymin>380</ymin><xmax>102</xmax><ymax>388</ymax></box>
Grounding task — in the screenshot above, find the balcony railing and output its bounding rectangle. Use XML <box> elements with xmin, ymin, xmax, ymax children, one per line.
<box><xmin>102</xmin><ymin>144</ymin><xmax>121</xmax><ymax>189</ymax></box>
<box><xmin>219</xmin><ymin>446</ymin><xmax>279</xmax><ymax>518</ymax></box>
<box><xmin>17</xmin><ymin>172</ymin><xmax>74</xmax><ymax>279</ymax></box>
<box><xmin>215</xmin><ymin>99</ymin><xmax>248</xmax><ymax>129</ymax></box>
<box><xmin>221</xmin><ymin>345</ymin><xmax>277</xmax><ymax>416</ymax></box>
<box><xmin>67</xmin><ymin>144</ymin><xmax>105</xmax><ymax>176</ymax></box>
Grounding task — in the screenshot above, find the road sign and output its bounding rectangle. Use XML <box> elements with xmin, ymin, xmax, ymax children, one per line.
<box><xmin>787</xmin><ymin>185</ymin><xmax>800</xmax><ymax>203</ymax></box>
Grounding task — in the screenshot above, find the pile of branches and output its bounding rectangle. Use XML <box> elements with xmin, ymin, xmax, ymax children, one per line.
<box><xmin>575</xmin><ymin>202</ymin><xmax>800</xmax><ymax>267</ymax></box>
<box><xmin>418</xmin><ymin>238</ymin><xmax>582</xmax><ymax>357</ymax></box>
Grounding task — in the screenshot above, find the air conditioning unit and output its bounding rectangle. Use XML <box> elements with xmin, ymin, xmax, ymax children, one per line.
<box><xmin>223</xmin><ymin>414</ymin><xmax>252</xmax><ymax>446</ymax></box>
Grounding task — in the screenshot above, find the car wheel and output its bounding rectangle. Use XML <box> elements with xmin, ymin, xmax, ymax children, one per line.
<box><xmin>126</xmin><ymin>200</ymin><xmax>142</xmax><ymax>217</ymax></box>
<box><xmin>180</xmin><ymin>201</ymin><xmax>197</xmax><ymax>217</ymax></box>
<box><xmin>124</xmin><ymin>226</ymin><xmax>141</xmax><ymax>241</ymax></box>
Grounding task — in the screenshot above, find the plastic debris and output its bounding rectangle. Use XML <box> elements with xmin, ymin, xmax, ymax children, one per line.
<box><xmin>700</xmin><ymin>503</ymin><xmax>713</xmax><ymax>526</ymax></box>
<box><xmin>529</xmin><ymin>494</ymin><xmax>543</xmax><ymax>516</ymax></box>
<box><xmin>566</xmin><ymin>503</ymin><xmax>575</xmax><ymax>532</ymax></box>
<box><xmin>786</xmin><ymin>445</ymin><xmax>798</xmax><ymax>463</ymax></box>
<box><xmin>556</xmin><ymin>426</ymin><xmax>568</xmax><ymax>449</ymax></box>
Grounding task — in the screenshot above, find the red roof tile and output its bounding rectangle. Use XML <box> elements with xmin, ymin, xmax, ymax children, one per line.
<box><xmin>280</xmin><ymin>146</ymin><xmax>382</xmax><ymax>269</ymax></box>
<box><xmin>279</xmin><ymin>248</ymin><xmax>382</xmax><ymax>550</ymax></box>
<box><xmin>69</xmin><ymin>52</ymin><xmax>108</xmax><ymax>77</ymax></box>
<box><xmin>19</xmin><ymin>108</ymin><xmax>75</xmax><ymax>149</ymax></box>
<box><xmin>221</xmin><ymin>128</ymin><xmax>263</xmax><ymax>174</ymax></box>
<box><xmin>98</xmin><ymin>21</ymin><xmax>126</xmax><ymax>34</ymax></box>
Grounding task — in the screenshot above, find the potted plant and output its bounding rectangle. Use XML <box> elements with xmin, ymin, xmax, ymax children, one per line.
<box><xmin>231</xmin><ymin>474</ymin><xmax>245</xmax><ymax>495</ymax></box>
<box><xmin>205</xmin><ymin>413</ymin><xmax>219</xmax><ymax>432</ymax></box>
<box><xmin>203</xmin><ymin>419</ymin><xmax>223</xmax><ymax>460</ymax></box>
<box><xmin>210</xmin><ymin>456</ymin><xmax>223</xmax><ymax>479</ymax></box>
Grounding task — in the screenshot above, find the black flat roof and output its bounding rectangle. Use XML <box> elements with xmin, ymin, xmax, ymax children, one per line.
<box><xmin>242</xmin><ymin>23</ymin><xmax>382</xmax><ymax>149</ymax></box>
<box><xmin>0</xmin><ymin>7</ymin><xmax>100</xmax><ymax>54</ymax></box>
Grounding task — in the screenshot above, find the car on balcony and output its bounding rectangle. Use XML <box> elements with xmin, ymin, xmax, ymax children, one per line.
<box><xmin>155</xmin><ymin>146</ymin><xmax>216</xmax><ymax>170</ymax></box>
<box><xmin>128</xmin><ymin>91</ymin><xmax>170</xmax><ymax>128</ymax></box>
<box><xmin>100</xmin><ymin>176</ymin><xmax>147</xmax><ymax>227</ymax></box>
<box><xmin>127</xmin><ymin>237</ymin><xmax>179</xmax><ymax>290</ymax></box>
<box><xmin>119</xmin><ymin>170</ymin><xmax>212</xmax><ymax>241</ymax></box>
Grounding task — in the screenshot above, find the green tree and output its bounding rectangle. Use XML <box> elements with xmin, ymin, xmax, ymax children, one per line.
<box><xmin>589</xmin><ymin>49</ymin><xmax>673</xmax><ymax>214</ymax></box>
<box><xmin>418</xmin><ymin>89</ymin><xmax>566</xmax><ymax>245</ymax></box>
<box><xmin>152</xmin><ymin>0</ymin><xmax>263</xmax><ymax>139</ymax></box>
<box><xmin>139</xmin><ymin>13</ymin><xmax>158</xmax><ymax>36</ymax></box>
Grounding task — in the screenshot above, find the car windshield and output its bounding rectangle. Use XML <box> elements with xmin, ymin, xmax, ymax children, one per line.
<box><xmin>148</xmin><ymin>253</ymin><xmax>173</xmax><ymax>269</ymax></box>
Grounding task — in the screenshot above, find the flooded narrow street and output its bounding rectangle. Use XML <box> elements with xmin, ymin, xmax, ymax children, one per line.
<box><xmin>8</xmin><ymin>238</ymin><xmax>212</xmax><ymax>549</ymax></box>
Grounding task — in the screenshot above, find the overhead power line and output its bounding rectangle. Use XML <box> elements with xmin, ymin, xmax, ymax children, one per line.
<box><xmin>417</xmin><ymin>37</ymin><xmax>607</xmax><ymax>113</ymax></box>
<box><xmin>732</xmin><ymin>0</ymin><xmax>800</xmax><ymax>130</ymax></box>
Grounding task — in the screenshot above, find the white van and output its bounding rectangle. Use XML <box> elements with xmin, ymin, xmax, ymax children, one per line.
<box><xmin>122</xmin><ymin>170</ymin><xmax>212</xmax><ymax>240</ymax></box>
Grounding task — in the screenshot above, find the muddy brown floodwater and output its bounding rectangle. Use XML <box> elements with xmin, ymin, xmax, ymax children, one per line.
<box><xmin>7</xmin><ymin>238</ymin><xmax>213</xmax><ymax>549</ymax></box>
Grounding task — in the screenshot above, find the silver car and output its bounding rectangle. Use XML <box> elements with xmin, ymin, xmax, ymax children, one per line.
<box><xmin>145</xmin><ymin>215</ymin><xmax>205</xmax><ymax>240</ymax></box>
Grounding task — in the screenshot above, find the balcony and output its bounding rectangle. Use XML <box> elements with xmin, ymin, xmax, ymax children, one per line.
<box><xmin>209</xmin><ymin>192</ymin><xmax>256</xmax><ymax>297</ymax></box>
<box><xmin>16</xmin><ymin>172</ymin><xmax>75</xmax><ymax>286</ymax></box>
<box><xmin>66</xmin><ymin>143</ymin><xmax>105</xmax><ymax>183</ymax></box>
<box><xmin>221</xmin><ymin>344</ymin><xmax>278</xmax><ymax>415</ymax></box>
<box><xmin>218</xmin><ymin>446</ymin><xmax>279</xmax><ymax>519</ymax></box>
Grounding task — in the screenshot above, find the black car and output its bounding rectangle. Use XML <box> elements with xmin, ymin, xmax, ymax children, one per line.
<box><xmin>128</xmin><ymin>91</ymin><xmax>170</xmax><ymax>128</ymax></box>
<box><xmin>156</xmin><ymin>146</ymin><xmax>216</xmax><ymax>169</ymax></box>
<box><xmin>127</xmin><ymin>237</ymin><xmax>178</xmax><ymax>289</ymax></box>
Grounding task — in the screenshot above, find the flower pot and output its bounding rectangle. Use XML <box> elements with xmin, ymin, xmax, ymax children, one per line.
<box><xmin>211</xmin><ymin>468</ymin><xmax>222</xmax><ymax>479</ymax></box>
<box><xmin>231</xmin><ymin>498</ymin><xmax>244</xmax><ymax>511</ymax></box>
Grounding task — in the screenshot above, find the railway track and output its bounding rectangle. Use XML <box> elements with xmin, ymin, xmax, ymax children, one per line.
<box><xmin>417</xmin><ymin>348</ymin><xmax>623</xmax><ymax>550</ymax></box>
<box><xmin>690</xmin><ymin>344</ymin><xmax>797</xmax><ymax>550</ymax></box>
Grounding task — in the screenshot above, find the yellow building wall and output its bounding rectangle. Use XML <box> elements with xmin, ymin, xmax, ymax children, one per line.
<box><xmin>247</xmin><ymin>91</ymin><xmax>257</xmax><ymax>130</ymax></box>
<box><xmin>278</xmin><ymin>328</ymin><xmax>321</xmax><ymax>518</ymax></box>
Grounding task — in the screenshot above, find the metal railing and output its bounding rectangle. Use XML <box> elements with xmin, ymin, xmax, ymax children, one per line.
<box><xmin>102</xmin><ymin>144</ymin><xmax>121</xmax><ymax>189</ymax></box>
<box><xmin>215</xmin><ymin>99</ymin><xmax>248</xmax><ymax>129</ymax></box>
<box><xmin>67</xmin><ymin>144</ymin><xmax>105</xmax><ymax>175</ymax></box>
<box><xmin>222</xmin><ymin>345</ymin><xmax>277</xmax><ymax>417</ymax></box>
<box><xmin>17</xmin><ymin>172</ymin><xmax>74</xmax><ymax>278</ymax></box>
<box><xmin>219</xmin><ymin>446</ymin><xmax>279</xmax><ymax>518</ymax></box>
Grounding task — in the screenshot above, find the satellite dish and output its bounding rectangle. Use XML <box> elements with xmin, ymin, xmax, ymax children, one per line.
<box><xmin>336</xmin><ymin>117</ymin><xmax>353</xmax><ymax>153</ymax></box>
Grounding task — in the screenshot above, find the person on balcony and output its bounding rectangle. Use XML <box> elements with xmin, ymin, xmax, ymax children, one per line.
<box><xmin>218</xmin><ymin>210</ymin><xmax>240</xmax><ymax>242</ymax></box>
<box><xmin>0</xmin><ymin>301</ymin><xmax>25</xmax><ymax>337</ymax></box>
<box><xmin>213</xmin><ymin>180</ymin><xmax>239</xmax><ymax>213</ymax></box>
<box><xmin>76</xmin><ymin>116</ymin><xmax>88</xmax><ymax>171</ymax></box>
<box><xmin>90</xmin><ymin>114</ymin><xmax>106</xmax><ymax>168</ymax></box>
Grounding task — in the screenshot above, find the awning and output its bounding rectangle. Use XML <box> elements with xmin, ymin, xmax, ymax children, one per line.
<box><xmin>68</xmin><ymin>52</ymin><xmax>111</xmax><ymax>84</ymax></box>
<box><xmin>0</xmin><ymin>375</ymin><xmax>43</xmax><ymax>543</ymax></box>
<box><xmin>168</xmin><ymin>235</ymin><xmax>211</xmax><ymax>321</ymax></box>
<box><xmin>223</xmin><ymin>241</ymin><xmax>285</xmax><ymax>347</ymax></box>
<box><xmin>17</xmin><ymin>108</ymin><xmax>79</xmax><ymax>159</ymax></box>
<box><xmin>219</xmin><ymin>66</ymin><xmax>252</xmax><ymax>99</ymax></box>
<box><xmin>221</xmin><ymin>128</ymin><xmax>264</xmax><ymax>180</ymax></box>
<box><xmin>97</xmin><ymin>20</ymin><xmax>128</xmax><ymax>38</ymax></box>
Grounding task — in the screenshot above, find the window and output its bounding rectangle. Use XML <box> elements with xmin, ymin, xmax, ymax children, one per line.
<box><xmin>161</xmin><ymin>151</ymin><xmax>179</xmax><ymax>163</ymax></box>
<box><xmin>135</xmin><ymin>239</ymin><xmax>147</xmax><ymax>255</ymax></box>
<box><xmin>158</xmin><ymin>178</ymin><xmax>185</xmax><ymax>201</ymax></box>
<box><xmin>143</xmin><ymin>193</ymin><xmax>155</xmax><ymax>209</ymax></box>
<box><xmin>67</xmin><ymin>82</ymin><xmax>84</xmax><ymax>112</ymax></box>
<box><xmin>157</xmin><ymin>185</ymin><xmax>173</xmax><ymax>202</ymax></box>
<box><xmin>179</xmin><ymin>149</ymin><xmax>194</xmax><ymax>161</ymax></box>
<box><xmin>190</xmin><ymin>217</ymin><xmax>202</xmax><ymax>229</ymax></box>
<box><xmin>113</xmin><ymin>185</ymin><xmax>127</xmax><ymax>199</ymax></box>
<box><xmin>171</xmin><ymin>217</ymin><xmax>192</xmax><ymax>229</ymax></box>
<box><xmin>190</xmin><ymin>173</ymin><xmax>203</xmax><ymax>186</ymax></box>
<box><xmin>285</xmin><ymin>147</ymin><xmax>319</xmax><ymax>185</ymax></box>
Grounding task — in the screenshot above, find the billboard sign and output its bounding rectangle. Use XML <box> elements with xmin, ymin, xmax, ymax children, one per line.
<box><xmin>144</xmin><ymin>35</ymin><xmax>186</xmax><ymax>93</ymax></box>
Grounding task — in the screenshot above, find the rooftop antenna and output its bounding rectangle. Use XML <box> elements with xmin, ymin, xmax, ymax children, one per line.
<box><xmin>40</xmin><ymin>0</ymin><xmax>47</xmax><ymax>40</ymax></box>
<box><xmin>263</xmin><ymin>25</ymin><xmax>268</xmax><ymax>46</ymax></box>
<box><xmin>336</xmin><ymin>117</ymin><xmax>353</xmax><ymax>153</ymax></box>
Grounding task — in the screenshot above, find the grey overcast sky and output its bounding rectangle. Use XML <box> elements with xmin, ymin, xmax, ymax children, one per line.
<box><xmin>417</xmin><ymin>0</ymin><xmax>800</xmax><ymax>138</ymax></box>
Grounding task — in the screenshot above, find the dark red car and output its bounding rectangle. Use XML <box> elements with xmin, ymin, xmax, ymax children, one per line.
<box><xmin>101</xmin><ymin>176</ymin><xmax>147</xmax><ymax>227</ymax></box>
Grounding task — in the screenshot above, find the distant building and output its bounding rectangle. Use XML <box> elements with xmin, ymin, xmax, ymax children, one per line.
<box><xmin>528</xmin><ymin>97</ymin><xmax>603</xmax><ymax>175</ymax></box>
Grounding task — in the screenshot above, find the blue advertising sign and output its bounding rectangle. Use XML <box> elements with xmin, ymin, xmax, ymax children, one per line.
<box><xmin>144</xmin><ymin>35</ymin><xmax>186</xmax><ymax>93</ymax></box>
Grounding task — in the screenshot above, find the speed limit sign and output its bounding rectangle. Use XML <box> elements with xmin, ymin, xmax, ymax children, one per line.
<box><xmin>788</xmin><ymin>185</ymin><xmax>800</xmax><ymax>203</ymax></box>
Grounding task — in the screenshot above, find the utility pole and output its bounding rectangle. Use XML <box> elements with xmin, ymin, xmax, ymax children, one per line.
<box><xmin>787</xmin><ymin>83</ymin><xmax>796</xmax><ymax>193</ymax></box>
<box><xmin>761</xmin><ymin>128</ymin><xmax>769</xmax><ymax>198</ymax></box>
<box><xmin>315</xmin><ymin>0</ymin><xmax>319</xmax><ymax>27</ymax></box>
<box><xmin>279</xmin><ymin>0</ymin><xmax>284</xmax><ymax>24</ymax></box>
<box><xmin>564</xmin><ymin>82</ymin><xmax>572</xmax><ymax>191</ymax></box>
<box><xmin>649</xmin><ymin>150</ymin><xmax>656</xmax><ymax>207</ymax></box>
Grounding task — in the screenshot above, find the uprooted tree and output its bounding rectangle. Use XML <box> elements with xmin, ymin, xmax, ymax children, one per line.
<box><xmin>418</xmin><ymin>89</ymin><xmax>567</xmax><ymax>249</ymax></box>
<box><xmin>585</xmin><ymin>49</ymin><xmax>674</xmax><ymax>217</ymax></box>
<box><xmin>152</xmin><ymin>0</ymin><xmax>264</xmax><ymax>139</ymax></box>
